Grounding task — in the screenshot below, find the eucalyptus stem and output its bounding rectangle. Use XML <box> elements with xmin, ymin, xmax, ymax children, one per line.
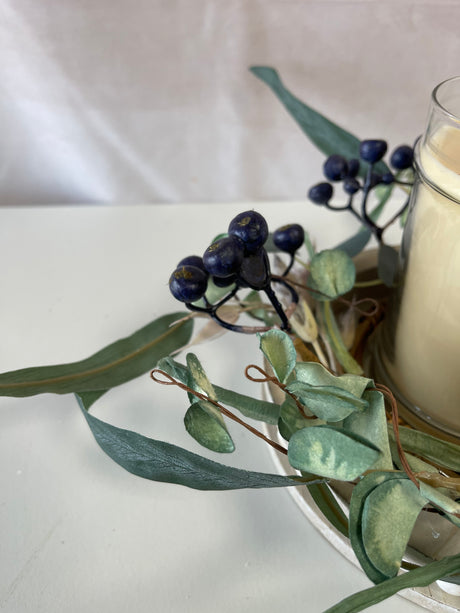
<box><xmin>320</xmin><ymin>301</ymin><xmax>363</xmax><ymax>375</ymax></box>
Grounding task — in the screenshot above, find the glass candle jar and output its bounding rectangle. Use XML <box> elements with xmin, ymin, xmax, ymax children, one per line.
<box><xmin>374</xmin><ymin>76</ymin><xmax>460</xmax><ymax>440</ymax></box>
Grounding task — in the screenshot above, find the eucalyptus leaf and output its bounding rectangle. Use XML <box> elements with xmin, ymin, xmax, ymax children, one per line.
<box><xmin>362</xmin><ymin>478</ymin><xmax>426</xmax><ymax>577</ymax></box>
<box><xmin>343</xmin><ymin>389</ymin><xmax>393</xmax><ymax>471</ymax></box>
<box><xmin>323</xmin><ymin>553</ymin><xmax>460</xmax><ymax>613</ymax></box>
<box><xmin>288</xmin><ymin>425</ymin><xmax>381</xmax><ymax>481</ymax></box>
<box><xmin>319</xmin><ymin>301</ymin><xmax>363</xmax><ymax>375</ymax></box>
<box><xmin>0</xmin><ymin>313</ymin><xmax>193</xmax><ymax>397</ymax></box>
<box><xmin>278</xmin><ymin>396</ymin><xmax>324</xmax><ymax>440</ymax></box>
<box><xmin>157</xmin><ymin>357</ymin><xmax>280</xmax><ymax>424</ymax></box>
<box><xmin>378</xmin><ymin>244</ymin><xmax>399</xmax><ymax>287</ymax></box>
<box><xmin>186</xmin><ymin>353</ymin><xmax>217</xmax><ymax>400</ymax></box>
<box><xmin>183</xmin><ymin>354</ymin><xmax>235</xmax><ymax>452</ymax></box>
<box><xmin>309</xmin><ymin>249</ymin><xmax>356</xmax><ymax>301</ymax></box>
<box><xmin>184</xmin><ymin>402</ymin><xmax>235</xmax><ymax>453</ymax></box>
<box><xmin>249</xmin><ymin>66</ymin><xmax>389</xmax><ymax>177</ymax></box>
<box><xmin>418</xmin><ymin>481</ymin><xmax>460</xmax><ymax>517</ymax></box>
<box><xmin>258</xmin><ymin>329</ymin><xmax>297</xmax><ymax>384</ymax></box>
<box><xmin>286</xmin><ymin>380</ymin><xmax>368</xmax><ymax>422</ymax></box>
<box><xmin>388</xmin><ymin>426</ymin><xmax>460</xmax><ymax>472</ymax></box>
<box><xmin>334</xmin><ymin>228</ymin><xmax>372</xmax><ymax>259</ymax></box>
<box><xmin>307</xmin><ymin>482</ymin><xmax>349</xmax><ymax>537</ymax></box>
<box><xmin>294</xmin><ymin>361</ymin><xmax>371</xmax><ymax>399</ymax></box>
<box><xmin>79</xmin><ymin>400</ymin><xmax>307</xmax><ymax>490</ymax></box>
<box><xmin>349</xmin><ymin>471</ymin><xmax>409</xmax><ymax>584</ymax></box>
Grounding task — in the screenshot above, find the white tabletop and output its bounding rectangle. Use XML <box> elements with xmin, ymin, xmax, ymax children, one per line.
<box><xmin>0</xmin><ymin>202</ymin><xmax>425</xmax><ymax>612</ymax></box>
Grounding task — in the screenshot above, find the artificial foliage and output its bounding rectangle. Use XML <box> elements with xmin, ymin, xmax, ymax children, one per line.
<box><xmin>2</xmin><ymin>67</ymin><xmax>460</xmax><ymax>612</ymax></box>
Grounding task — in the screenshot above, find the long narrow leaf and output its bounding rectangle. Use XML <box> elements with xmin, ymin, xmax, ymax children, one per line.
<box><xmin>0</xmin><ymin>313</ymin><xmax>193</xmax><ymax>397</ymax></box>
<box><xmin>79</xmin><ymin>399</ymin><xmax>317</xmax><ymax>491</ymax></box>
<box><xmin>324</xmin><ymin>553</ymin><xmax>460</xmax><ymax>613</ymax></box>
<box><xmin>250</xmin><ymin>66</ymin><xmax>389</xmax><ymax>176</ymax></box>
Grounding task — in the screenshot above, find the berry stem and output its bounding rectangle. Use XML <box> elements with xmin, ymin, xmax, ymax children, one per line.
<box><xmin>263</xmin><ymin>285</ymin><xmax>291</xmax><ymax>331</ymax></box>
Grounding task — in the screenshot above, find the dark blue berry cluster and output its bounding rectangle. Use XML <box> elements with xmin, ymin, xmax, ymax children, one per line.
<box><xmin>169</xmin><ymin>211</ymin><xmax>303</xmax><ymax>333</ymax></box>
<box><xmin>307</xmin><ymin>140</ymin><xmax>414</xmax><ymax>241</ymax></box>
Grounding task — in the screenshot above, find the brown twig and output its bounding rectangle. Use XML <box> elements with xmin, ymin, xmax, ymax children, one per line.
<box><xmin>373</xmin><ymin>383</ymin><xmax>420</xmax><ymax>489</ymax></box>
<box><xmin>245</xmin><ymin>364</ymin><xmax>315</xmax><ymax>420</ymax></box>
<box><xmin>150</xmin><ymin>368</ymin><xmax>288</xmax><ymax>455</ymax></box>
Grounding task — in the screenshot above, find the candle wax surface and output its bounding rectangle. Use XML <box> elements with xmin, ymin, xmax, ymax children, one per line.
<box><xmin>388</xmin><ymin>125</ymin><xmax>460</xmax><ymax>432</ymax></box>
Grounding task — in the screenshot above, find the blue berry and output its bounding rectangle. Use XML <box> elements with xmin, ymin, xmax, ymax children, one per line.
<box><xmin>343</xmin><ymin>177</ymin><xmax>360</xmax><ymax>195</ymax></box>
<box><xmin>228</xmin><ymin>211</ymin><xmax>268</xmax><ymax>253</ymax></box>
<box><xmin>308</xmin><ymin>182</ymin><xmax>333</xmax><ymax>205</ymax></box>
<box><xmin>359</xmin><ymin>140</ymin><xmax>388</xmax><ymax>164</ymax></box>
<box><xmin>346</xmin><ymin>158</ymin><xmax>360</xmax><ymax>178</ymax></box>
<box><xmin>212</xmin><ymin>274</ymin><xmax>237</xmax><ymax>288</ymax></box>
<box><xmin>323</xmin><ymin>155</ymin><xmax>348</xmax><ymax>181</ymax></box>
<box><xmin>390</xmin><ymin>145</ymin><xmax>414</xmax><ymax>170</ymax></box>
<box><xmin>169</xmin><ymin>265</ymin><xmax>208</xmax><ymax>303</ymax></box>
<box><xmin>203</xmin><ymin>235</ymin><xmax>244</xmax><ymax>278</ymax></box>
<box><xmin>381</xmin><ymin>172</ymin><xmax>394</xmax><ymax>185</ymax></box>
<box><xmin>177</xmin><ymin>255</ymin><xmax>208</xmax><ymax>275</ymax></box>
<box><xmin>273</xmin><ymin>224</ymin><xmax>305</xmax><ymax>254</ymax></box>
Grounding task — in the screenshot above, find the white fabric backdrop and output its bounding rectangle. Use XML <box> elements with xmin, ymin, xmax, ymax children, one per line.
<box><xmin>1</xmin><ymin>0</ymin><xmax>459</xmax><ymax>205</ymax></box>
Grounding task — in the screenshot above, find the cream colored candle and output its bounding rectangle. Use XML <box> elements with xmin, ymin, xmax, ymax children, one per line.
<box><xmin>388</xmin><ymin>125</ymin><xmax>460</xmax><ymax>433</ymax></box>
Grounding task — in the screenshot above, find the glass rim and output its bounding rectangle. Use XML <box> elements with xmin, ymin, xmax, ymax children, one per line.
<box><xmin>413</xmin><ymin>136</ymin><xmax>460</xmax><ymax>205</ymax></box>
<box><xmin>432</xmin><ymin>75</ymin><xmax>460</xmax><ymax>123</ymax></box>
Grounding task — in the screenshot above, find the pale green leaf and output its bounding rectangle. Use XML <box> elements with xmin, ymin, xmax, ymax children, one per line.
<box><xmin>294</xmin><ymin>362</ymin><xmax>371</xmax><ymax>398</ymax></box>
<box><xmin>343</xmin><ymin>389</ymin><xmax>393</xmax><ymax>470</ymax></box>
<box><xmin>258</xmin><ymin>329</ymin><xmax>297</xmax><ymax>384</ymax></box>
<box><xmin>362</xmin><ymin>478</ymin><xmax>426</xmax><ymax>577</ymax></box>
<box><xmin>286</xmin><ymin>380</ymin><xmax>368</xmax><ymax>422</ymax></box>
<box><xmin>184</xmin><ymin>402</ymin><xmax>235</xmax><ymax>453</ymax></box>
<box><xmin>309</xmin><ymin>250</ymin><xmax>356</xmax><ymax>301</ymax></box>
<box><xmin>288</xmin><ymin>425</ymin><xmax>380</xmax><ymax>481</ymax></box>
<box><xmin>349</xmin><ymin>471</ymin><xmax>408</xmax><ymax>584</ymax></box>
<box><xmin>278</xmin><ymin>396</ymin><xmax>324</xmax><ymax>440</ymax></box>
<box><xmin>418</xmin><ymin>481</ymin><xmax>460</xmax><ymax>517</ymax></box>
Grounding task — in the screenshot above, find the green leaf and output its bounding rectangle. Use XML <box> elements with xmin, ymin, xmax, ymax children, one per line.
<box><xmin>184</xmin><ymin>402</ymin><xmax>235</xmax><ymax>453</ymax></box>
<box><xmin>278</xmin><ymin>396</ymin><xmax>324</xmax><ymax>440</ymax></box>
<box><xmin>388</xmin><ymin>426</ymin><xmax>460</xmax><ymax>472</ymax></box>
<box><xmin>343</xmin><ymin>389</ymin><xmax>393</xmax><ymax>471</ymax></box>
<box><xmin>362</xmin><ymin>478</ymin><xmax>426</xmax><ymax>577</ymax></box>
<box><xmin>334</xmin><ymin>228</ymin><xmax>372</xmax><ymax>259</ymax></box>
<box><xmin>288</xmin><ymin>425</ymin><xmax>380</xmax><ymax>481</ymax></box>
<box><xmin>319</xmin><ymin>301</ymin><xmax>363</xmax><ymax>375</ymax></box>
<box><xmin>249</xmin><ymin>66</ymin><xmax>389</xmax><ymax>177</ymax></box>
<box><xmin>186</xmin><ymin>353</ymin><xmax>217</xmax><ymax>400</ymax></box>
<box><xmin>294</xmin><ymin>361</ymin><xmax>371</xmax><ymax>398</ymax></box>
<box><xmin>213</xmin><ymin>385</ymin><xmax>280</xmax><ymax>424</ymax></box>
<box><xmin>286</xmin><ymin>381</ymin><xmax>368</xmax><ymax>422</ymax></box>
<box><xmin>323</xmin><ymin>553</ymin><xmax>460</xmax><ymax>613</ymax></box>
<box><xmin>418</xmin><ymin>481</ymin><xmax>460</xmax><ymax>517</ymax></box>
<box><xmin>378</xmin><ymin>244</ymin><xmax>399</xmax><ymax>287</ymax></box>
<box><xmin>349</xmin><ymin>472</ymin><xmax>408</xmax><ymax>584</ymax></box>
<box><xmin>309</xmin><ymin>250</ymin><xmax>356</xmax><ymax>301</ymax></box>
<box><xmin>307</xmin><ymin>482</ymin><xmax>349</xmax><ymax>537</ymax></box>
<box><xmin>157</xmin><ymin>357</ymin><xmax>280</xmax><ymax>424</ymax></box>
<box><xmin>0</xmin><ymin>313</ymin><xmax>193</xmax><ymax>397</ymax></box>
<box><xmin>258</xmin><ymin>329</ymin><xmax>297</xmax><ymax>384</ymax></box>
<box><xmin>79</xmin><ymin>400</ymin><xmax>307</xmax><ymax>490</ymax></box>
